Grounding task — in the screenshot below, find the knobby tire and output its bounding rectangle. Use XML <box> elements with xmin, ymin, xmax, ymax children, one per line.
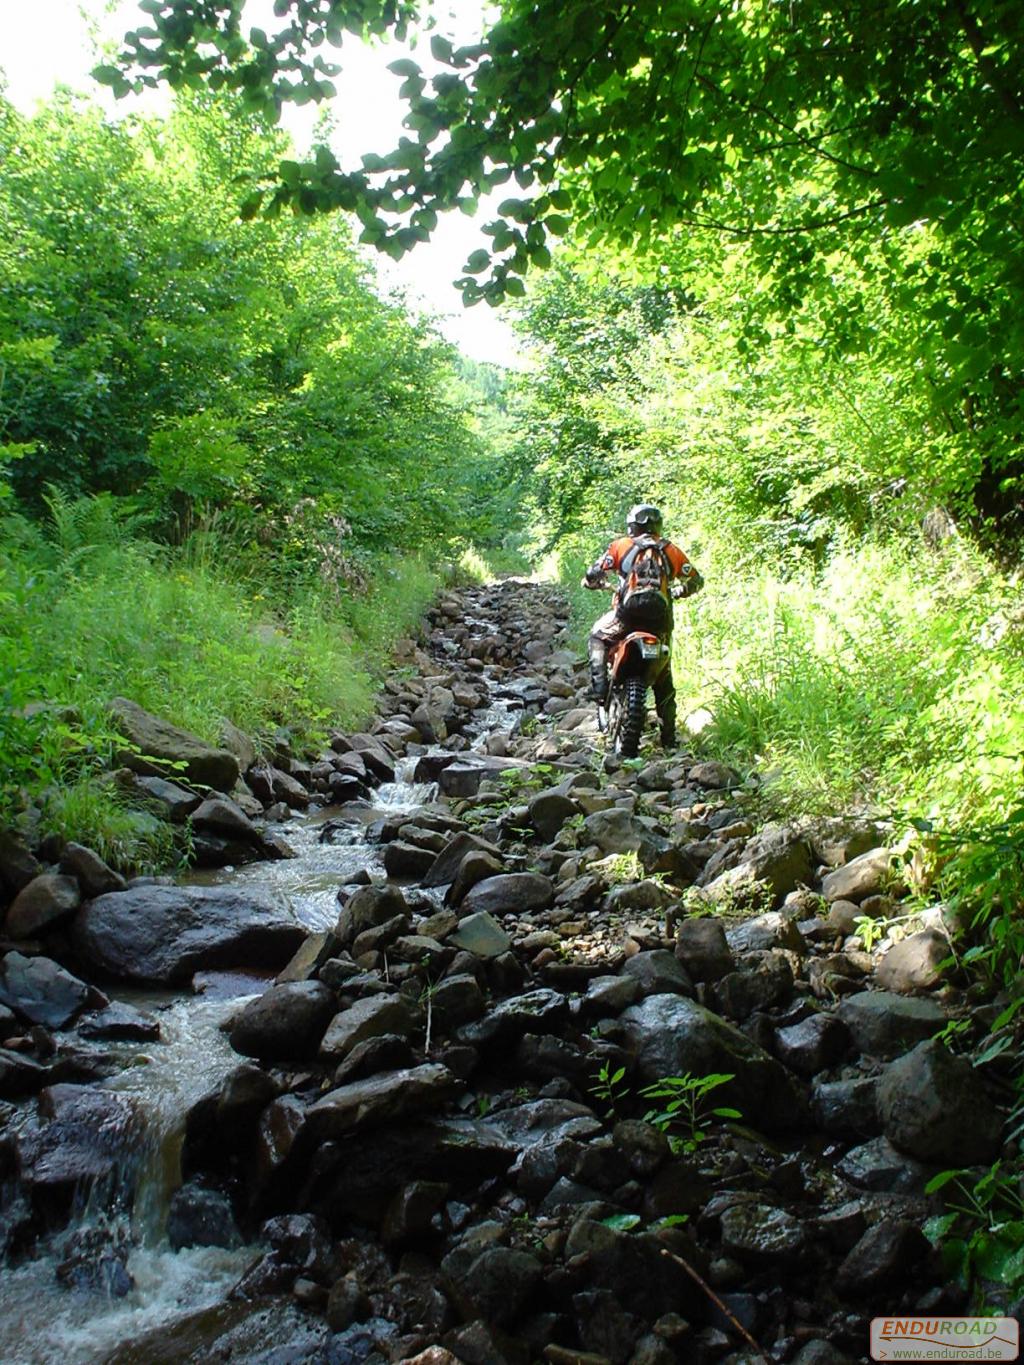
<box><xmin>616</xmin><ymin>676</ymin><xmax>648</xmax><ymax>758</ymax></box>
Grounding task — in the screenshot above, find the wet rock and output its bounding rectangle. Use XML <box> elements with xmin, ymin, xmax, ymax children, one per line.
<box><xmin>430</xmin><ymin>974</ymin><xmax>486</xmax><ymax>1028</ymax></box>
<box><xmin>449</xmin><ymin>911</ymin><xmax>512</xmax><ymax>959</ymax></box>
<box><xmin>460</xmin><ymin>873</ymin><xmax>554</xmax><ymax>918</ymax></box>
<box><xmin>621</xmin><ymin>950</ymin><xmax>693</xmax><ymax>998</ymax></box>
<box><xmin>229</xmin><ymin>981</ymin><xmax>337</xmax><ymax>1062</ymax></box>
<box><xmin>448</xmin><ymin>851</ymin><xmax>505</xmax><ymax>907</ymax></box>
<box><xmin>460</xmin><ymin>988</ymin><xmax>569</xmax><ymax>1048</ymax></box>
<box><xmin>439</xmin><ymin>758</ymin><xmax>524</xmax><ymax>797</ymax></box>
<box><xmin>637</xmin><ymin>831</ymin><xmax>700</xmax><ymax>883</ymax></box>
<box><xmin>167</xmin><ymin>1180</ymin><xmax>241</xmax><ymax>1249</ymax></box>
<box><xmin>837</xmin><ymin>990</ymin><xmax>944</xmax><ymax>1058</ymax></box>
<box><xmin>774</xmin><ymin>1012</ymin><xmax>849</xmax><ymax>1076</ymax></box>
<box><xmin>334</xmin><ymin>1033</ymin><xmax>416</xmax><ymax>1084</ymax></box>
<box><xmin>319</xmin><ymin>993</ymin><xmax>419</xmax><ymax>1062</ymax></box>
<box><xmin>5</xmin><ymin>873</ymin><xmax>82</xmax><ymax>939</ymax></box>
<box><xmin>877</xmin><ymin>1038</ymin><xmax>1002</xmax><ymax>1164</ymax></box>
<box><xmin>835</xmin><ymin>1219</ymin><xmax>929</xmax><ymax>1295</ymax></box>
<box><xmin>719</xmin><ymin>1202</ymin><xmax>806</xmax><ymax>1263</ymax></box>
<box><xmin>0</xmin><ymin>952</ymin><xmax>90</xmax><ymax>1029</ymax></box>
<box><xmin>306</xmin><ymin>1063</ymin><xmax>462</xmax><ymax>1137</ymax></box>
<box><xmin>77</xmin><ymin>1001</ymin><xmax>161</xmax><ymax>1042</ymax></box>
<box><xmin>574</xmin><ymin>1286</ymin><xmax>643</xmax><ymax>1361</ymax></box>
<box><xmin>620</xmin><ymin>994</ymin><xmax>805</xmax><ymax>1133</ymax></box>
<box><xmin>336</xmin><ymin>883</ymin><xmax>409</xmax><ymax>947</ymax></box>
<box><xmin>563</xmin><ymin>1219</ymin><xmax>702</xmax><ymax>1324</ymax></box>
<box><xmin>72</xmin><ymin>885</ymin><xmax>305</xmax><ymax>984</ymax></box>
<box><xmin>264</xmin><ymin>1212</ymin><xmax>336</xmax><ymax>1281</ymax></box>
<box><xmin>585</xmin><ymin>975</ymin><xmax>640</xmax><ymax>1014</ymax></box>
<box><xmin>110</xmin><ymin>696</ymin><xmax>239</xmax><ymax>790</ymax></box>
<box><xmin>191</xmin><ymin>795</ymin><xmax>263</xmax><ymax>845</ymax></box>
<box><xmin>675</xmin><ymin>918</ymin><xmax>734</xmax><ymax>983</ymax></box>
<box><xmin>384</xmin><ymin>840</ymin><xmax>438</xmax><ymax>878</ymax></box>
<box><xmin>60</xmin><ymin>843</ymin><xmax>127</xmax><ymax>897</ymax></box>
<box><xmin>16</xmin><ymin>1084</ymin><xmax>139</xmax><ymax>1210</ymax></box>
<box><xmin>0</xmin><ymin>1047</ymin><xmax>51</xmax><ymax>1098</ymax></box>
<box><xmin>277</xmin><ymin>930</ymin><xmax>338</xmax><ymax>984</ymax></box>
<box><xmin>583</xmin><ymin>808</ymin><xmax>643</xmax><ymax>854</ymax></box>
<box><xmin>876</xmin><ymin>930</ymin><xmax>949</xmax><ymax>993</ymax></box>
<box><xmin>382</xmin><ymin>1179</ymin><xmax>448</xmax><ymax>1246</ymax></box>
<box><xmin>726</xmin><ymin>912</ymin><xmax>806</xmax><ymax>955</ymax></box>
<box><xmin>605</xmin><ymin>879</ymin><xmax>672</xmax><ymax>914</ymax></box>
<box><xmin>821</xmin><ymin>848</ymin><xmax>905</xmax><ymax>904</ymax></box>
<box><xmin>825</xmin><ymin>900</ymin><xmax>863</xmax><ymax>935</ymax></box>
<box><xmin>811</xmin><ymin>1077</ymin><xmax>879</xmax><ymax>1136</ymax></box>
<box><xmin>836</xmin><ymin>1136</ymin><xmax>934</xmax><ymax>1194</ymax></box>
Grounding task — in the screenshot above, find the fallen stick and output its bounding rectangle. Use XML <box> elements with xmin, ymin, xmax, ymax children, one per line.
<box><xmin>659</xmin><ymin>1246</ymin><xmax>770</xmax><ymax>1362</ymax></box>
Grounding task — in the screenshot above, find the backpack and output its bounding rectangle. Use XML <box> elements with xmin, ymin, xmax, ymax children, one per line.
<box><xmin>616</xmin><ymin>536</ymin><xmax>673</xmax><ymax>633</ymax></box>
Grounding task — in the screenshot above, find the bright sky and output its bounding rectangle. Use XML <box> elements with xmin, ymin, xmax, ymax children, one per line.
<box><xmin>0</xmin><ymin>0</ymin><xmax>522</xmax><ymax>367</ymax></box>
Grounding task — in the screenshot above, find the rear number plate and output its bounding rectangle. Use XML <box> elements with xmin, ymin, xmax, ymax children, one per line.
<box><xmin>639</xmin><ymin>641</ymin><xmax>666</xmax><ymax>659</ymax></box>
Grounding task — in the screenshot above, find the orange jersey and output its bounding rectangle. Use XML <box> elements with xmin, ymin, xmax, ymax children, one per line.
<box><xmin>596</xmin><ymin>536</ymin><xmax>692</xmax><ymax>579</ymax></box>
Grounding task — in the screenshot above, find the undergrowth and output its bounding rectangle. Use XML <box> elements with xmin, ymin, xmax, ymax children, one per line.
<box><xmin>0</xmin><ymin>496</ymin><xmax>444</xmax><ymax>867</ymax></box>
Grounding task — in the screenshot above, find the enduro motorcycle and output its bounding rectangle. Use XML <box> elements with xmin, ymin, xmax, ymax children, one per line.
<box><xmin>595</xmin><ymin>580</ymin><xmax>687</xmax><ymax>758</ymax></box>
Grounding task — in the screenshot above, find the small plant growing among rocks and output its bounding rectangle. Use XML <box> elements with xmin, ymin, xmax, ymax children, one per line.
<box><xmin>639</xmin><ymin>1072</ymin><xmax>741</xmax><ymax>1154</ymax></box>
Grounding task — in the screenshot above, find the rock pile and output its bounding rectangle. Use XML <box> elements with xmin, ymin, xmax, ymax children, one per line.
<box><xmin>0</xmin><ymin>579</ymin><xmax>1006</xmax><ymax>1364</ymax></box>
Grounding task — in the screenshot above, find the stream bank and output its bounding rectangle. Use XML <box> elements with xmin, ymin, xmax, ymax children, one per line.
<box><xmin>0</xmin><ymin>579</ymin><xmax>1006</xmax><ymax>1364</ymax></box>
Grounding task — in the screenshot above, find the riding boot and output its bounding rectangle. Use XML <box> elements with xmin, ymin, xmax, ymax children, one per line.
<box><xmin>588</xmin><ymin>641</ymin><xmax>608</xmax><ymax>704</ymax></box>
<box><xmin>657</xmin><ymin>696</ymin><xmax>677</xmax><ymax>750</ymax></box>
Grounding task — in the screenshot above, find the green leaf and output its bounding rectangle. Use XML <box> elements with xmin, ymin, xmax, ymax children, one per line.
<box><xmin>430</xmin><ymin>34</ymin><xmax>453</xmax><ymax>63</ymax></box>
<box><xmin>601</xmin><ymin>1213</ymin><xmax>641</xmax><ymax>1232</ymax></box>
<box><xmin>387</xmin><ymin>58</ymin><xmax>421</xmax><ymax>79</ymax></box>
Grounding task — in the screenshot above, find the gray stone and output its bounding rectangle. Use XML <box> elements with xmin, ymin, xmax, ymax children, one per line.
<box><xmin>719</xmin><ymin>1202</ymin><xmax>806</xmax><ymax>1263</ymax></box>
<box><xmin>688</xmin><ymin>762</ymin><xmax>737</xmax><ymax>789</ymax></box>
<box><xmin>72</xmin><ymin>885</ymin><xmax>305</xmax><ymax>984</ymax></box>
<box><xmin>585</xmin><ymin>975</ymin><xmax>641</xmax><ymax>1014</ymax></box>
<box><xmin>220</xmin><ymin>719</ymin><xmax>257</xmax><ymax>774</ymax></box>
<box><xmin>132</xmin><ymin>774</ymin><xmax>202</xmax><ymax>822</ymax></box>
<box><xmin>191</xmin><ymin>796</ymin><xmax>261</xmax><ymax>843</ymax></box>
<box><xmin>438</xmin><ymin>758</ymin><xmax>526</xmax><ymax>797</ymax></box>
<box><xmin>838</xmin><ymin>990</ymin><xmax>944</xmax><ymax>1058</ymax></box>
<box><xmin>620</xmin><ymin>994</ymin><xmax>805</xmax><ymax>1133</ymax></box>
<box><xmin>16</xmin><ymin>1084</ymin><xmax>140</xmax><ymax>1195</ymax></box>
<box><xmin>460</xmin><ymin>873</ymin><xmax>554</xmax><ymax>918</ymax></box>
<box><xmin>876</xmin><ymin>930</ymin><xmax>949</xmax><ymax>993</ymax></box>
<box><xmin>811</xmin><ymin>1077</ymin><xmax>879</xmax><ymax>1136</ymax></box>
<box><xmin>835</xmin><ymin>1219</ymin><xmax>929</xmax><ymax>1295</ymax></box>
<box><xmin>809</xmin><ymin>818</ymin><xmax>887</xmax><ymax>869</ymax></box>
<box><xmin>319</xmin><ymin>994</ymin><xmax>419</xmax><ymax>1062</ymax></box>
<box><xmin>774</xmin><ymin>1012</ymin><xmax>849</xmax><ymax>1076</ymax></box>
<box><xmin>605</xmin><ymin>879</ymin><xmax>672</xmax><ymax>913</ymax></box>
<box><xmin>621</xmin><ymin>950</ymin><xmax>694</xmax><ymax>998</ymax></box>
<box><xmin>59</xmin><ymin>843</ymin><xmax>127</xmax><ymax>898</ymax></box>
<box><xmin>430</xmin><ymin>974</ymin><xmax>486</xmax><ymax>1027</ymax></box>
<box><xmin>448</xmin><ymin>851</ymin><xmax>505</xmax><ymax>907</ymax></box>
<box><xmin>791</xmin><ymin>1344</ymin><xmax>854</xmax><ymax>1365</ymax></box>
<box><xmin>167</xmin><ymin>1181</ymin><xmax>241</xmax><ymax>1250</ymax></box>
<box><xmin>110</xmin><ymin>696</ymin><xmax>239</xmax><ymax>791</ymax></box>
<box><xmin>877</xmin><ymin>1039</ymin><xmax>1002</xmax><ymax>1164</ymax></box>
<box><xmin>306</xmin><ymin>1063</ymin><xmax>461</xmax><ymax>1137</ymax></box>
<box><xmin>0</xmin><ymin>952</ymin><xmax>90</xmax><ymax>1029</ymax></box>
<box><xmin>712</xmin><ymin>950</ymin><xmax>794</xmax><ymax>1021</ymax></box>
<box><xmin>0</xmin><ymin>831</ymin><xmax>41</xmax><ymax>896</ymax></box>
<box><xmin>675</xmin><ymin>918</ymin><xmax>735</xmax><ymax>982</ymax></box>
<box><xmin>528</xmin><ymin>789</ymin><xmax>580</xmax><ymax>841</ymax></box>
<box><xmin>726</xmin><ymin>912</ymin><xmax>806</xmax><ymax>955</ymax></box>
<box><xmin>229</xmin><ymin>981</ymin><xmax>337</xmax><ymax>1061</ymax></box>
<box><xmin>422</xmin><ymin>832</ymin><xmax>503</xmax><ymax>890</ymax></box>
<box><xmin>704</xmin><ymin>826</ymin><xmax>814</xmax><ymax>909</ymax></box>
<box><xmin>337</xmin><ymin>883</ymin><xmax>409</xmax><ymax>947</ymax></box>
<box><xmin>826</xmin><ymin>899</ymin><xmax>862</xmax><ymax>934</ymax></box>
<box><xmin>449</xmin><ymin>1246</ymin><xmax>543</xmax><ymax>1328</ymax></box>
<box><xmin>383</xmin><ymin>840</ymin><xmax>437</xmax><ymax>878</ymax></box>
<box><xmin>583</xmin><ymin>807</ymin><xmax>643</xmax><ymax>854</ymax></box>
<box><xmin>821</xmin><ymin>847</ymin><xmax>906</xmax><ymax>904</ymax></box>
<box><xmin>836</xmin><ymin>1136</ymin><xmax>934</xmax><ymax>1193</ymax></box>
<box><xmin>5</xmin><ymin>874</ymin><xmax>81</xmax><ymax>939</ymax></box>
<box><xmin>460</xmin><ymin>989</ymin><xmax>569</xmax><ymax>1048</ymax></box>
<box><xmin>77</xmin><ymin>1002</ymin><xmax>161</xmax><ymax>1042</ymax></box>
<box><xmin>449</xmin><ymin>911</ymin><xmax>512</xmax><ymax>958</ymax></box>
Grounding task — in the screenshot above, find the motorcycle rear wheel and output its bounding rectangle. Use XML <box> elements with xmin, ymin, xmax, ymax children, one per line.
<box><xmin>610</xmin><ymin>676</ymin><xmax>648</xmax><ymax>758</ymax></box>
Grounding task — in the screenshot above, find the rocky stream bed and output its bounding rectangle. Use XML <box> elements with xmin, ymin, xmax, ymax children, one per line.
<box><xmin>0</xmin><ymin>579</ymin><xmax>1007</xmax><ymax>1364</ymax></box>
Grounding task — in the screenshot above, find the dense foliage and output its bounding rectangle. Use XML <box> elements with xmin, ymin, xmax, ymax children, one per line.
<box><xmin>0</xmin><ymin>87</ymin><xmax>502</xmax><ymax>857</ymax></box>
<box><xmin>102</xmin><ymin>0</ymin><xmax>1024</xmax><ymax>540</ymax></box>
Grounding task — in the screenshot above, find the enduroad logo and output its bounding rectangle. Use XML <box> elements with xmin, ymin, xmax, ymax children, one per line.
<box><xmin>870</xmin><ymin>1317</ymin><xmax>1019</xmax><ymax>1361</ymax></box>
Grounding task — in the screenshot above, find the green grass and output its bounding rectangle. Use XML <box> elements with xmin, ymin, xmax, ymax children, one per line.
<box><xmin>0</xmin><ymin>502</ymin><xmax>443</xmax><ymax>868</ymax></box>
<box><xmin>557</xmin><ymin>531</ymin><xmax>1024</xmax><ymax>827</ymax></box>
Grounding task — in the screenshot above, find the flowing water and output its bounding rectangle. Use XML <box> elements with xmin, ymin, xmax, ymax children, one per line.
<box><xmin>0</xmin><ymin>696</ymin><xmax>519</xmax><ymax>1363</ymax></box>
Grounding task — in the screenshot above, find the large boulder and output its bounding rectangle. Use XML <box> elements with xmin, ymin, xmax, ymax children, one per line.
<box><xmin>421</xmin><ymin>833</ymin><xmax>503</xmax><ymax>890</ymax></box>
<box><xmin>876</xmin><ymin>930</ymin><xmax>949</xmax><ymax>994</ymax></box>
<box><xmin>583</xmin><ymin>808</ymin><xmax>643</xmax><ymax>855</ymax></box>
<box><xmin>837</xmin><ymin>991</ymin><xmax>944</xmax><ymax>1059</ymax></box>
<box><xmin>72</xmin><ymin>885</ymin><xmax>305</xmax><ymax>984</ymax></box>
<box><xmin>877</xmin><ymin>1039</ymin><xmax>1002</xmax><ymax>1165</ymax></box>
<box><xmin>620</xmin><ymin>994</ymin><xmax>806</xmax><ymax>1132</ymax></box>
<box><xmin>109</xmin><ymin>697</ymin><xmax>239</xmax><ymax>791</ymax></box>
<box><xmin>305</xmin><ymin>1064</ymin><xmax>462</xmax><ymax>1138</ymax></box>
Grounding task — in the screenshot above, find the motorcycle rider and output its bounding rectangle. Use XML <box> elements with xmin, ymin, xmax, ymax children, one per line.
<box><xmin>581</xmin><ymin>503</ymin><xmax>703</xmax><ymax>748</ymax></box>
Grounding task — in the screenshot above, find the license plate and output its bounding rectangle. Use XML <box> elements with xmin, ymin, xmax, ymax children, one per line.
<box><xmin>639</xmin><ymin>641</ymin><xmax>667</xmax><ymax>659</ymax></box>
